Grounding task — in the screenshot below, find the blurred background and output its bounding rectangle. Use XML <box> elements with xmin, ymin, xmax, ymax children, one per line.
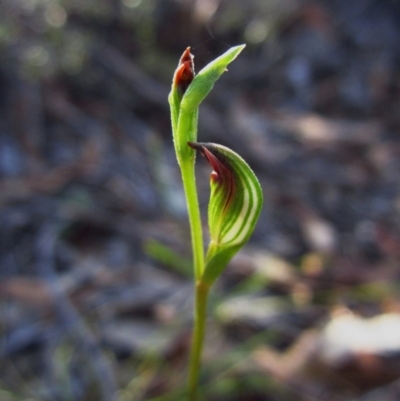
<box><xmin>1</xmin><ymin>0</ymin><xmax>400</xmax><ymax>400</ymax></box>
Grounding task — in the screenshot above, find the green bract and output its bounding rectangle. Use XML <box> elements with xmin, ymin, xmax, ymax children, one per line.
<box><xmin>189</xmin><ymin>142</ymin><xmax>263</xmax><ymax>285</ymax></box>
<box><xmin>180</xmin><ymin>45</ymin><xmax>245</xmax><ymax>113</ymax></box>
<box><xmin>169</xmin><ymin>45</ymin><xmax>245</xmax><ymax>164</ymax></box>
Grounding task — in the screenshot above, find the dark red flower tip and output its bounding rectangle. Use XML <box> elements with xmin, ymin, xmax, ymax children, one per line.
<box><xmin>188</xmin><ymin>142</ymin><xmax>236</xmax><ymax>211</ymax></box>
<box><xmin>173</xmin><ymin>47</ymin><xmax>195</xmax><ymax>97</ymax></box>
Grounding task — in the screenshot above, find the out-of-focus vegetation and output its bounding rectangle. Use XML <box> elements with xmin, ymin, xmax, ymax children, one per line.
<box><xmin>1</xmin><ymin>1</ymin><xmax>400</xmax><ymax>400</ymax></box>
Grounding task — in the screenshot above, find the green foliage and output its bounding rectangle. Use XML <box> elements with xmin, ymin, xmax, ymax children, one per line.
<box><xmin>143</xmin><ymin>239</ymin><xmax>192</xmax><ymax>276</ymax></box>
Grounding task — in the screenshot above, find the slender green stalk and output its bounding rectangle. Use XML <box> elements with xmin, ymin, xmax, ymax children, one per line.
<box><xmin>180</xmin><ymin>157</ymin><xmax>204</xmax><ymax>280</ymax></box>
<box><xmin>180</xmin><ymin>155</ymin><xmax>208</xmax><ymax>400</ymax></box>
<box><xmin>177</xmin><ymin>110</ymin><xmax>207</xmax><ymax>397</ymax></box>
<box><xmin>188</xmin><ymin>280</ymin><xmax>209</xmax><ymax>401</ymax></box>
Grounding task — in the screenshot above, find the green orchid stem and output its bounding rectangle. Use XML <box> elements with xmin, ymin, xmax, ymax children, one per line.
<box><xmin>188</xmin><ymin>280</ymin><xmax>209</xmax><ymax>401</ymax></box>
<box><xmin>180</xmin><ymin>149</ymin><xmax>208</xmax><ymax>401</ymax></box>
<box><xmin>180</xmin><ymin>157</ymin><xmax>204</xmax><ymax>280</ymax></box>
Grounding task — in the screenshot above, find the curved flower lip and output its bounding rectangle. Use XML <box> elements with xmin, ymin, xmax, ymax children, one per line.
<box><xmin>189</xmin><ymin>140</ymin><xmax>263</xmax><ymax>252</ymax></box>
<box><xmin>173</xmin><ymin>47</ymin><xmax>195</xmax><ymax>98</ymax></box>
<box><xmin>188</xmin><ymin>141</ymin><xmax>236</xmax><ymax>212</ymax></box>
